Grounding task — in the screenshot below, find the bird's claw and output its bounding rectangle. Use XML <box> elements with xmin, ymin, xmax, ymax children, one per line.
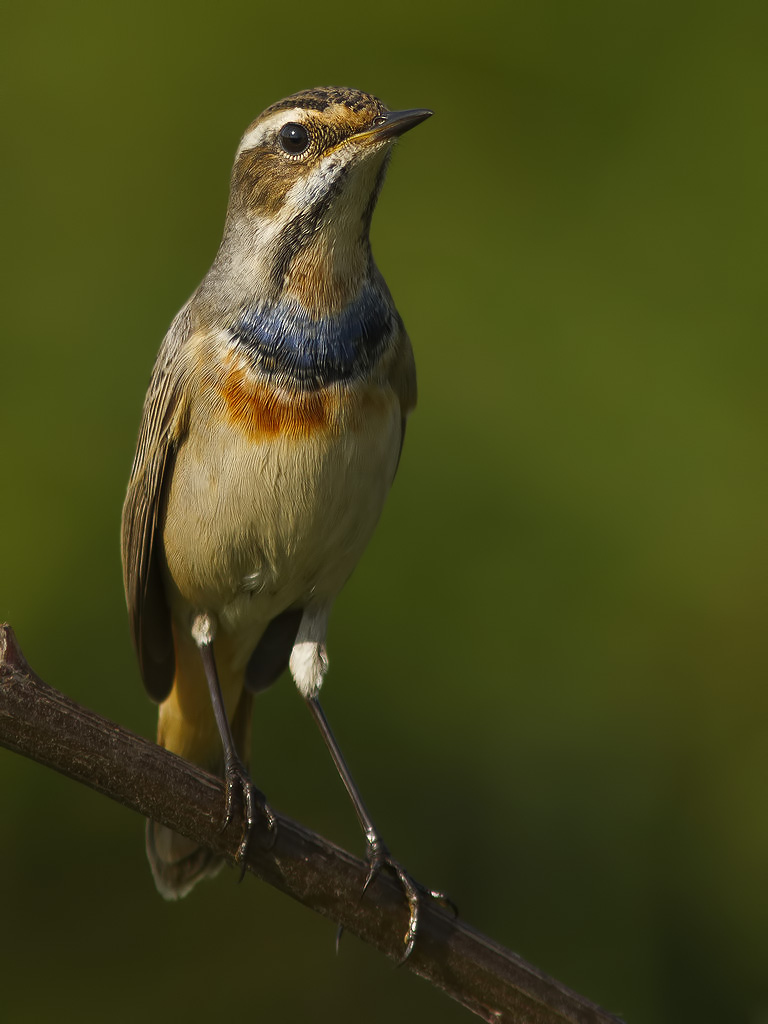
<box><xmin>363</xmin><ymin>838</ymin><xmax>456</xmax><ymax>962</ymax></box>
<box><xmin>222</xmin><ymin>756</ymin><xmax>276</xmax><ymax>876</ymax></box>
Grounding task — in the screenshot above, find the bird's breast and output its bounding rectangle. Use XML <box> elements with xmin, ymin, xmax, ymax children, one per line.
<box><xmin>218</xmin><ymin>353</ymin><xmax>393</xmax><ymax>440</ymax></box>
<box><xmin>228</xmin><ymin>277</ymin><xmax>398</xmax><ymax>388</ymax></box>
<box><xmin>161</xmin><ymin>331</ymin><xmax>404</xmax><ymax>648</ymax></box>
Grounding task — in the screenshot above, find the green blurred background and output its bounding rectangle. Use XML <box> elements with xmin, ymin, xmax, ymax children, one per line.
<box><xmin>2</xmin><ymin>1</ymin><xmax>766</xmax><ymax>1021</ymax></box>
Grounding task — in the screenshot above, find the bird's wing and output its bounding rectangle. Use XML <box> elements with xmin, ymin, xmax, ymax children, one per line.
<box><xmin>121</xmin><ymin>306</ymin><xmax>193</xmax><ymax>702</ymax></box>
<box><xmin>386</xmin><ymin>323</ymin><xmax>418</xmax><ymax>473</ymax></box>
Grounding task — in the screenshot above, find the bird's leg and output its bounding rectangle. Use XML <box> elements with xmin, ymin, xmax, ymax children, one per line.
<box><xmin>305</xmin><ymin>695</ymin><xmax>453</xmax><ymax>960</ymax></box>
<box><xmin>192</xmin><ymin>614</ymin><xmax>275</xmax><ymax>870</ymax></box>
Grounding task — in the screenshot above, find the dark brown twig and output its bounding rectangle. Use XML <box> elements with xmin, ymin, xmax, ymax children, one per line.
<box><xmin>0</xmin><ymin>623</ymin><xmax>624</xmax><ymax>1024</ymax></box>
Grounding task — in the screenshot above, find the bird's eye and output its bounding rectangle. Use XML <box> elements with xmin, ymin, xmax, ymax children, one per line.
<box><xmin>279</xmin><ymin>122</ymin><xmax>310</xmax><ymax>155</ymax></box>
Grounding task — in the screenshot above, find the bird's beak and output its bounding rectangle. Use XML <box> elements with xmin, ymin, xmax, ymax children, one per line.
<box><xmin>360</xmin><ymin>108</ymin><xmax>434</xmax><ymax>142</ymax></box>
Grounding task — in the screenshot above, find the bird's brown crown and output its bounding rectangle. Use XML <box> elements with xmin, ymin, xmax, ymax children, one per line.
<box><xmin>261</xmin><ymin>86</ymin><xmax>385</xmax><ymax>119</ymax></box>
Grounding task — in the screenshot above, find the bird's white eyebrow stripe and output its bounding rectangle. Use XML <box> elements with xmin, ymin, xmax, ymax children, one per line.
<box><xmin>235</xmin><ymin>108</ymin><xmax>307</xmax><ymax>159</ymax></box>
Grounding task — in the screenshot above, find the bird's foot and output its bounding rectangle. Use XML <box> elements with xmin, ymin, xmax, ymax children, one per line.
<box><xmin>363</xmin><ymin>834</ymin><xmax>457</xmax><ymax>961</ymax></box>
<box><xmin>222</xmin><ymin>754</ymin><xmax>276</xmax><ymax>875</ymax></box>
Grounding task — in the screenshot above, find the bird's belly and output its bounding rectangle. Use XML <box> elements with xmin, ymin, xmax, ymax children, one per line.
<box><xmin>161</xmin><ymin>386</ymin><xmax>401</xmax><ymax>657</ymax></box>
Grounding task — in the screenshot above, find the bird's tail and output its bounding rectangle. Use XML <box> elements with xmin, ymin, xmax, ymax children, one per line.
<box><xmin>146</xmin><ymin>817</ymin><xmax>223</xmax><ymax>900</ymax></box>
<box><xmin>146</xmin><ymin>629</ymin><xmax>252</xmax><ymax>899</ymax></box>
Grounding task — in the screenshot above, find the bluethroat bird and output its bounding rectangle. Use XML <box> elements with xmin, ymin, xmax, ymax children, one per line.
<box><xmin>121</xmin><ymin>87</ymin><xmax>441</xmax><ymax>954</ymax></box>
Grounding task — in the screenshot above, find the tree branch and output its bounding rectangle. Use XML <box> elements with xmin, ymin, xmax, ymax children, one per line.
<box><xmin>0</xmin><ymin>623</ymin><xmax>623</xmax><ymax>1024</ymax></box>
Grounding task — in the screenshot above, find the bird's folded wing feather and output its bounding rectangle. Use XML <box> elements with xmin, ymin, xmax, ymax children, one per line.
<box><xmin>121</xmin><ymin>306</ymin><xmax>192</xmax><ymax>702</ymax></box>
<box><xmin>386</xmin><ymin>324</ymin><xmax>418</xmax><ymax>473</ymax></box>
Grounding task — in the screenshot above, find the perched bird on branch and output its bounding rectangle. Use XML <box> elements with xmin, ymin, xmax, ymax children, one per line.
<box><xmin>121</xmin><ymin>86</ymin><xmax>438</xmax><ymax>954</ymax></box>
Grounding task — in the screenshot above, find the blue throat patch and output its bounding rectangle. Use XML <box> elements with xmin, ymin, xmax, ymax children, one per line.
<box><xmin>231</xmin><ymin>283</ymin><xmax>397</xmax><ymax>389</ymax></box>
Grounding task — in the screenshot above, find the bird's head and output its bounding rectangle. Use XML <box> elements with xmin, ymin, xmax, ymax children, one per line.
<box><xmin>213</xmin><ymin>87</ymin><xmax>432</xmax><ymax>313</ymax></box>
